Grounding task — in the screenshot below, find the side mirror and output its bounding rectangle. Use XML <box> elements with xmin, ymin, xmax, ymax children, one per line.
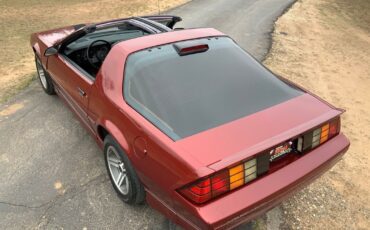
<box><xmin>44</xmin><ymin>46</ymin><xmax>58</xmax><ymax>56</ymax></box>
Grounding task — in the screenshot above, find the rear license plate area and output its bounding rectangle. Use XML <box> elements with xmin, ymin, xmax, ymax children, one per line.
<box><xmin>269</xmin><ymin>141</ymin><xmax>294</xmax><ymax>162</ymax></box>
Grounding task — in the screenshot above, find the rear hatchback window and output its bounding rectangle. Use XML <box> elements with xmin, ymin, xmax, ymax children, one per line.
<box><xmin>124</xmin><ymin>37</ymin><xmax>302</xmax><ymax>140</ymax></box>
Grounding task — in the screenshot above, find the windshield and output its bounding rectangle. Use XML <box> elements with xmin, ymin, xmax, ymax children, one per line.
<box><xmin>124</xmin><ymin>37</ymin><xmax>303</xmax><ymax>140</ymax></box>
<box><xmin>64</xmin><ymin>22</ymin><xmax>150</xmax><ymax>55</ymax></box>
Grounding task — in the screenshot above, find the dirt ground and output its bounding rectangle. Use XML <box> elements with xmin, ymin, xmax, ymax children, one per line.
<box><xmin>0</xmin><ymin>0</ymin><xmax>188</xmax><ymax>102</ymax></box>
<box><xmin>264</xmin><ymin>0</ymin><xmax>370</xmax><ymax>229</ymax></box>
<box><xmin>1</xmin><ymin>0</ymin><xmax>369</xmax><ymax>229</ymax></box>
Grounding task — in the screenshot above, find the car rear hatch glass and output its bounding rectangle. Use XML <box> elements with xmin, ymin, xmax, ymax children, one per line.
<box><xmin>123</xmin><ymin>37</ymin><xmax>303</xmax><ymax>140</ymax></box>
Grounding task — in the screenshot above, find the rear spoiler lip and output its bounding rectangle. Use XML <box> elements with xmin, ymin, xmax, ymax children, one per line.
<box><xmin>141</xmin><ymin>15</ymin><xmax>182</xmax><ymax>29</ymax></box>
<box><xmin>142</xmin><ymin>14</ymin><xmax>182</xmax><ymax>22</ymax></box>
<box><xmin>207</xmin><ymin>108</ymin><xmax>343</xmax><ymax>170</ymax></box>
<box><xmin>276</xmin><ymin>74</ymin><xmax>345</xmax><ymax>113</ymax></box>
<box><xmin>92</xmin><ymin>15</ymin><xmax>182</xmax><ymax>29</ymax></box>
<box><xmin>133</xmin><ymin>17</ymin><xmax>172</xmax><ymax>32</ymax></box>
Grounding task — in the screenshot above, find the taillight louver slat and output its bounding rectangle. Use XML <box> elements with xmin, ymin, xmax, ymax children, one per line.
<box><xmin>179</xmin><ymin>157</ymin><xmax>261</xmax><ymax>204</ymax></box>
<box><xmin>256</xmin><ymin>152</ymin><xmax>270</xmax><ymax>176</ymax></box>
<box><xmin>320</xmin><ymin>124</ymin><xmax>330</xmax><ymax>143</ymax></box>
<box><xmin>300</xmin><ymin>117</ymin><xmax>340</xmax><ymax>153</ymax></box>
<box><xmin>179</xmin><ymin>117</ymin><xmax>341</xmax><ymax>204</ymax></box>
<box><xmin>312</xmin><ymin>128</ymin><xmax>322</xmax><ymax>148</ymax></box>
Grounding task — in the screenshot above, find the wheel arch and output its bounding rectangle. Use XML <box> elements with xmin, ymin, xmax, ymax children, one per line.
<box><xmin>97</xmin><ymin>125</ymin><xmax>109</xmax><ymax>141</ymax></box>
<box><xmin>97</xmin><ymin>120</ymin><xmax>130</xmax><ymax>154</ymax></box>
<box><xmin>32</xmin><ymin>42</ymin><xmax>42</xmax><ymax>58</ymax></box>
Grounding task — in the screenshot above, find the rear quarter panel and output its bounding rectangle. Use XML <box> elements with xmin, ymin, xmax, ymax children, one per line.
<box><xmin>89</xmin><ymin>46</ymin><xmax>214</xmax><ymax>210</ymax></box>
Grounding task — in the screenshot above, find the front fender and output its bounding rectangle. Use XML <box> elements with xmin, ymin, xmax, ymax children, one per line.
<box><xmin>30</xmin><ymin>33</ymin><xmax>48</xmax><ymax>67</ymax></box>
<box><xmin>32</xmin><ymin>42</ymin><xmax>41</xmax><ymax>58</ymax></box>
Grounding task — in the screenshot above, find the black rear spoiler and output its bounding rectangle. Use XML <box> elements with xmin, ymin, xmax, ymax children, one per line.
<box><xmin>54</xmin><ymin>15</ymin><xmax>182</xmax><ymax>50</ymax></box>
<box><xmin>141</xmin><ymin>15</ymin><xmax>182</xmax><ymax>29</ymax></box>
<box><xmin>72</xmin><ymin>15</ymin><xmax>181</xmax><ymax>33</ymax></box>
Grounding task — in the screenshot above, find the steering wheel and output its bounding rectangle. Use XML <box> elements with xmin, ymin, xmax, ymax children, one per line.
<box><xmin>86</xmin><ymin>40</ymin><xmax>111</xmax><ymax>69</ymax></box>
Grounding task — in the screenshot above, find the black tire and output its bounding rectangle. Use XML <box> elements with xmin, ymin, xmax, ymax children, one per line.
<box><xmin>35</xmin><ymin>56</ymin><xmax>55</xmax><ymax>95</ymax></box>
<box><xmin>163</xmin><ymin>219</ymin><xmax>181</xmax><ymax>230</ymax></box>
<box><xmin>104</xmin><ymin>135</ymin><xmax>145</xmax><ymax>204</ymax></box>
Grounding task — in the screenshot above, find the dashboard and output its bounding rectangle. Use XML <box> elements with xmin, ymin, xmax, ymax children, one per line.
<box><xmin>64</xmin><ymin>30</ymin><xmax>148</xmax><ymax>56</ymax></box>
<box><xmin>62</xmin><ymin>29</ymin><xmax>149</xmax><ymax>76</ymax></box>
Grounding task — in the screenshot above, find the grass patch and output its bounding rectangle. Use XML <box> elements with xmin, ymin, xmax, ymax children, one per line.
<box><xmin>0</xmin><ymin>0</ymin><xmax>188</xmax><ymax>103</ymax></box>
<box><xmin>319</xmin><ymin>0</ymin><xmax>370</xmax><ymax>32</ymax></box>
<box><xmin>252</xmin><ymin>218</ymin><xmax>267</xmax><ymax>230</ymax></box>
<box><xmin>336</xmin><ymin>0</ymin><xmax>370</xmax><ymax>32</ymax></box>
<box><xmin>0</xmin><ymin>73</ymin><xmax>37</xmax><ymax>104</ymax></box>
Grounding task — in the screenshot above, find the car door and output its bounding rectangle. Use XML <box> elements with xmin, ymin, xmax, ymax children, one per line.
<box><xmin>46</xmin><ymin>53</ymin><xmax>94</xmax><ymax>133</ymax></box>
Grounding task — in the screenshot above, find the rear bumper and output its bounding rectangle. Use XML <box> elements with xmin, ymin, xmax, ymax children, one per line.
<box><xmin>156</xmin><ymin>133</ymin><xmax>349</xmax><ymax>229</ymax></box>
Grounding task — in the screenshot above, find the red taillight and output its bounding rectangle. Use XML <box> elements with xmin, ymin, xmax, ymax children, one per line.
<box><xmin>180</xmin><ymin>45</ymin><xmax>209</xmax><ymax>55</ymax></box>
<box><xmin>173</xmin><ymin>41</ymin><xmax>209</xmax><ymax>56</ymax></box>
<box><xmin>182</xmin><ymin>178</ymin><xmax>212</xmax><ymax>204</ymax></box>
<box><xmin>189</xmin><ymin>183</ymin><xmax>210</xmax><ymax>195</ymax></box>
<box><xmin>179</xmin><ymin>117</ymin><xmax>342</xmax><ymax>204</ymax></box>
<box><xmin>179</xmin><ymin>158</ymin><xmax>259</xmax><ymax>204</ymax></box>
<box><xmin>329</xmin><ymin>118</ymin><xmax>340</xmax><ymax>138</ymax></box>
<box><xmin>301</xmin><ymin>117</ymin><xmax>341</xmax><ymax>152</ymax></box>
<box><xmin>211</xmin><ymin>170</ymin><xmax>229</xmax><ymax>197</ymax></box>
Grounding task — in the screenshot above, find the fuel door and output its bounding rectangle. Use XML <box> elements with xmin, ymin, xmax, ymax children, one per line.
<box><xmin>133</xmin><ymin>136</ymin><xmax>147</xmax><ymax>159</ymax></box>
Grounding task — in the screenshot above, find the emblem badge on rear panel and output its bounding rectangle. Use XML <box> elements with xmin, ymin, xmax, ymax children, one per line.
<box><xmin>269</xmin><ymin>141</ymin><xmax>293</xmax><ymax>162</ymax></box>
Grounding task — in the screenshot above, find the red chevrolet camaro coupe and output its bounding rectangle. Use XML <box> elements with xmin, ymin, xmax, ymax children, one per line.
<box><xmin>30</xmin><ymin>15</ymin><xmax>350</xmax><ymax>229</ymax></box>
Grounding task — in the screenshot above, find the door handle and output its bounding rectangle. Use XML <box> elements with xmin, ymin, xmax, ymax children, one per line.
<box><xmin>77</xmin><ymin>87</ymin><xmax>86</xmax><ymax>97</ymax></box>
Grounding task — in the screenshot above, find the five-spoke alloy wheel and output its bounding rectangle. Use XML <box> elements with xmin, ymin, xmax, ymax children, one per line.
<box><xmin>104</xmin><ymin>135</ymin><xmax>145</xmax><ymax>204</ymax></box>
<box><xmin>35</xmin><ymin>55</ymin><xmax>55</xmax><ymax>95</ymax></box>
<box><xmin>106</xmin><ymin>146</ymin><xmax>130</xmax><ymax>195</ymax></box>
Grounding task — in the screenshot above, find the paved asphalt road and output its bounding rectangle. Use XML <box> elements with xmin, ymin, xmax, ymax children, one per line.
<box><xmin>0</xmin><ymin>0</ymin><xmax>295</xmax><ymax>229</ymax></box>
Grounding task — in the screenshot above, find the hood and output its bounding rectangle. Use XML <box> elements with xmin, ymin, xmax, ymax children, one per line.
<box><xmin>174</xmin><ymin>93</ymin><xmax>342</xmax><ymax>170</ymax></box>
<box><xmin>35</xmin><ymin>26</ymin><xmax>77</xmax><ymax>47</ymax></box>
